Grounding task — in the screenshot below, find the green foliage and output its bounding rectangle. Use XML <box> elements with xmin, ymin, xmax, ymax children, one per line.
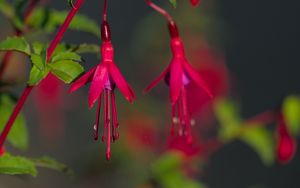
<box><xmin>169</xmin><ymin>0</ymin><xmax>177</xmax><ymax>8</ymax></box>
<box><xmin>240</xmin><ymin>125</ymin><xmax>275</xmax><ymax>165</ymax></box>
<box><xmin>32</xmin><ymin>156</ymin><xmax>73</xmax><ymax>176</ymax></box>
<box><xmin>0</xmin><ymin>0</ymin><xmax>14</xmax><ymax>18</ymax></box>
<box><xmin>28</xmin><ymin>8</ymin><xmax>100</xmax><ymax>37</ymax></box>
<box><xmin>0</xmin><ymin>94</ymin><xmax>28</xmax><ymax>150</ymax></box>
<box><xmin>214</xmin><ymin>98</ymin><xmax>275</xmax><ymax>165</ymax></box>
<box><xmin>152</xmin><ymin>152</ymin><xmax>206</xmax><ymax>188</ymax></box>
<box><xmin>282</xmin><ymin>95</ymin><xmax>300</xmax><ymax>136</ymax></box>
<box><xmin>0</xmin><ymin>153</ymin><xmax>37</xmax><ymax>176</ymax></box>
<box><xmin>48</xmin><ymin>60</ymin><xmax>84</xmax><ymax>84</ymax></box>
<box><xmin>0</xmin><ymin>36</ymin><xmax>31</xmax><ymax>55</ymax></box>
<box><xmin>0</xmin><ymin>153</ymin><xmax>73</xmax><ymax>177</ymax></box>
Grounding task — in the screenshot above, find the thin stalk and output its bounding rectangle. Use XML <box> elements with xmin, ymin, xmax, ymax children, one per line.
<box><xmin>0</xmin><ymin>0</ymin><xmax>86</xmax><ymax>148</ymax></box>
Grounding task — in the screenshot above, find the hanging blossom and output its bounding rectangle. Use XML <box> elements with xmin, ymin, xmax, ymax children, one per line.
<box><xmin>190</xmin><ymin>0</ymin><xmax>201</xmax><ymax>6</ymax></box>
<box><xmin>145</xmin><ymin>0</ymin><xmax>213</xmax><ymax>144</ymax></box>
<box><xmin>69</xmin><ymin>21</ymin><xmax>135</xmax><ymax>160</ymax></box>
<box><xmin>276</xmin><ymin>114</ymin><xmax>296</xmax><ymax>164</ymax></box>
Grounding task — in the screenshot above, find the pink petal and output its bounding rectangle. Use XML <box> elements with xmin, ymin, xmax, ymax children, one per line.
<box><xmin>69</xmin><ymin>67</ymin><xmax>97</xmax><ymax>93</ymax></box>
<box><xmin>183</xmin><ymin>59</ymin><xmax>213</xmax><ymax>98</ymax></box>
<box><xmin>109</xmin><ymin>62</ymin><xmax>135</xmax><ymax>103</ymax></box>
<box><xmin>88</xmin><ymin>65</ymin><xmax>108</xmax><ymax>108</ymax></box>
<box><xmin>170</xmin><ymin>59</ymin><xmax>183</xmax><ymax>104</ymax></box>
<box><xmin>143</xmin><ymin>65</ymin><xmax>170</xmax><ymax>94</ymax></box>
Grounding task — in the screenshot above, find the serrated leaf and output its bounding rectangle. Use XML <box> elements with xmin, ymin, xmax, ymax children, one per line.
<box><xmin>27</xmin><ymin>65</ymin><xmax>49</xmax><ymax>86</ymax></box>
<box><xmin>282</xmin><ymin>95</ymin><xmax>300</xmax><ymax>136</ymax></box>
<box><xmin>214</xmin><ymin>98</ymin><xmax>242</xmax><ymax>141</ymax></box>
<box><xmin>32</xmin><ymin>42</ymin><xmax>45</xmax><ymax>54</ymax></box>
<box><xmin>169</xmin><ymin>0</ymin><xmax>177</xmax><ymax>8</ymax></box>
<box><xmin>30</xmin><ymin>49</ymin><xmax>47</xmax><ymax>71</ymax></box>
<box><xmin>0</xmin><ymin>36</ymin><xmax>31</xmax><ymax>55</ymax></box>
<box><xmin>32</xmin><ymin>156</ymin><xmax>73</xmax><ymax>176</ymax></box>
<box><xmin>0</xmin><ymin>153</ymin><xmax>37</xmax><ymax>176</ymax></box>
<box><xmin>0</xmin><ymin>95</ymin><xmax>28</xmax><ymax>150</ymax></box>
<box><xmin>240</xmin><ymin>125</ymin><xmax>275</xmax><ymax>165</ymax></box>
<box><xmin>51</xmin><ymin>52</ymin><xmax>82</xmax><ymax>63</ymax></box>
<box><xmin>48</xmin><ymin>60</ymin><xmax>84</xmax><ymax>84</ymax></box>
<box><xmin>28</xmin><ymin>8</ymin><xmax>100</xmax><ymax>37</ymax></box>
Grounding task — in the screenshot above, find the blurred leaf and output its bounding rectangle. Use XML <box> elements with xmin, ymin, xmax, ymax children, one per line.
<box><xmin>51</xmin><ymin>52</ymin><xmax>82</xmax><ymax>63</ymax></box>
<box><xmin>240</xmin><ymin>125</ymin><xmax>275</xmax><ymax>165</ymax></box>
<box><xmin>169</xmin><ymin>0</ymin><xmax>177</xmax><ymax>8</ymax></box>
<box><xmin>152</xmin><ymin>151</ymin><xmax>182</xmax><ymax>177</ymax></box>
<box><xmin>28</xmin><ymin>8</ymin><xmax>100</xmax><ymax>37</ymax></box>
<box><xmin>0</xmin><ymin>0</ymin><xmax>14</xmax><ymax>18</ymax></box>
<box><xmin>282</xmin><ymin>95</ymin><xmax>300</xmax><ymax>136</ymax></box>
<box><xmin>0</xmin><ymin>36</ymin><xmax>31</xmax><ymax>55</ymax></box>
<box><xmin>70</xmin><ymin>43</ymin><xmax>100</xmax><ymax>54</ymax></box>
<box><xmin>48</xmin><ymin>60</ymin><xmax>84</xmax><ymax>84</ymax></box>
<box><xmin>27</xmin><ymin>65</ymin><xmax>49</xmax><ymax>86</ymax></box>
<box><xmin>0</xmin><ymin>95</ymin><xmax>28</xmax><ymax>150</ymax></box>
<box><xmin>214</xmin><ymin>98</ymin><xmax>242</xmax><ymax>141</ymax></box>
<box><xmin>32</xmin><ymin>156</ymin><xmax>73</xmax><ymax>176</ymax></box>
<box><xmin>0</xmin><ymin>153</ymin><xmax>37</xmax><ymax>176</ymax></box>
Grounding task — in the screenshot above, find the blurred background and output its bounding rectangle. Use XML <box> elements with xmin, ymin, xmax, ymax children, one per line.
<box><xmin>0</xmin><ymin>0</ymin><xmax>300</xmax><ymax>187</ymax></box>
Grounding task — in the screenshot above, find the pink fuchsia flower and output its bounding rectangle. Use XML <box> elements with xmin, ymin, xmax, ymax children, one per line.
<box><xmin>144</xmin><ymin>21</ymin><xmax>213</xmax><ymax>144</ymax></box>
<box><xmin>190</xmin><ymin>0</ymin><xmax>201</xmax><ymax>6</ymax></box>
<box><xmin>70</xmin><ymin>21</ymin><xmax>135</xmax><ymax>160</ymax></box>
<box><xmin>276</xmin><ymin>114</ymin><xmax>296</xmax><ymax>164</ymax></box>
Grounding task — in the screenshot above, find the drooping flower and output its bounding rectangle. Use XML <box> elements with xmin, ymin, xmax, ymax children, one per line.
<box><xmin>70</xmin><ymin>21</ymin><xmax>135</xmax><ymax>160</ymax></box>
<box><xmin>276</xmin><ymin>114</ymin><xmax>296</xmax><ymax>164</ymax></box>
<box><xmin>145</xmin><ymin>21</ymin><xmax>213</xmax><ymax>144</ymax></box>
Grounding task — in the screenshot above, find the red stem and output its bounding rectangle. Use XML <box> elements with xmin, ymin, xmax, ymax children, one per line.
<box><xmin>0</xmin><ymin>0</ymin><xmax>86</xmax><ymax>148</ymax></box>
<box><xmin>145</xmin><ymin>0</ymin><xmax>173</xmax><ymax>23</ymax></box>
<box><xmin>103</xmin><ymin>0</ymin><xmax>108</xmax><ymax>22</ymax></box>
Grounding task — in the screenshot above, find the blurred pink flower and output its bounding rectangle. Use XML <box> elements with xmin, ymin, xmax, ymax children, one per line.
<box><xmin>190</xmin><ymin>0</ymin><xmax>201</xmax><ymax>6</ymax></box>
<box><xmin>0</xmin><ymin>146</ymin><xmax>5</xmax><ymax>156</ymax></box>
<box><xmin>276</xmin><ymin>115</ymin><xmax>297</xmax><ymax>164</ymax></box>
<box><xmin>145</xmin><ymin>37</ymin><xmax>212</xmax><ymax>144</ymax></box>
<box><xmin>70</xmin><ymin>41</ymin><xmax>135</xmax><ymax>160</ymax></box>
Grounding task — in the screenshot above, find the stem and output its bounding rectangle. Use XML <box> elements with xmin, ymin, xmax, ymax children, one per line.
<box><xmin>103</xmin><ymin>0</ymin><xmax>108</xmax><ymax>22</ymax></box>
<box><xmin>0</xmin><ymin>52</ymin><xmax>13</xmax><ymax>80</ymax></box>
<box><xmin>145</xmin><ymin>0</ymin><xmax>173</xmax><ymax>23</ymax></box>
<box><xmin>0</xmin><ymin>0</ymin><xmax>86</xmax><ymax>149</ymax></box>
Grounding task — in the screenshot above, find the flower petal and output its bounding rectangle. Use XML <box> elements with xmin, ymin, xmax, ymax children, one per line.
<box><xmin>69</xmin><ymin>67</ymin><xmax>97</xmax><ymax>93</ymax></box>
<box><xmin>109</xmin><ymin>62</ymin><xmax>135</xmax><ymax>103</ymax></box>
<box><xmin>170</xmin><ymin>58</ymin><xmax>183</xmax><ymax>104</ymax></box>
<box><xmin>88</xmin><ymin>65</ymin><xmax>108</xmax><ymax>108</ymax></box>
<box><xmin>183</xmin><ymin>59</ymin><xmax>213</xmax><ymax>98</ymax></box>
<box><xmin>143</xmin><ymin>65</ymin><xmax>170</xmax><ymax>94</ymax></box>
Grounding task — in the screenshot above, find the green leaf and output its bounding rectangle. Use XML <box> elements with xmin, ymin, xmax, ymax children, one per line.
<box><xmin>32</xmin><ymin>156</ymin><xmax>73</xmax><ymax>176</ymax></box>
<box><xmin>0</xmin><ymin>36</ymin><xmax>31</xmax><ymax>55</ymax></box>
<box><xmin>0</xmin><ymin>153</ymin><xmax>37</xmax><ymax>176</ymax></box>
<box><xmin>69</xmin><ymin>43</ymin><xmax>99</xmax><ymax>54</ymax></box>
<box><xmin>27</xmin><ymin>65</ymin><xmax>49</xmax><ymax>86</ymax></box>
<box><xmin>28</xmin><ymin>8</ymin><xmax>100</xmax><ymax>37</ymax></box>
<box><xmin>152</xmin><ymin>151</ymin><xmax>182</xmax><ymax>177</ymax></box>
<box><xmin>282</xmin><ymin>95</ymin><xmax>300</xmax><ymax>136</ymax></box>
<box><xmin>169</xmin><ymin>0</ymin><xmax>177</xmax><ymax>8</ymax></box>
<box><xmin>48</xmin><ymin>60</ymin><xmax>84</xmax><ymax>84</ymax></box>
<box><xmin>32</xmin><ymin>42</ymin><xmax>45</xmax><ymax>54</ymax></box>
<box><xmin>51</xmin><ymin>52</ymin><xmax>82</xmax><ymax>63</ymax></box>
<box><xmin>0</xmin><ymin>0</ymin><xmax>14</xmax><ymax>18</ymax></box>
<box><xmin>240</xmin><ymin>125</ymin><xmax>275</xmax><ymax>165</ymax></box>
<box><xmin>30</xmin><ymin>49</ymin><xmax>47</xmax><ymax>71</ymax></box>
<box><xmin>214</xmin><ymin>98</ymin><xmax>242</xmax><ymax>141</ymax></box>
<box><xmin>0</xmin><ymin>95</ymin><xmax>28</xmax><ymax>150</ymax></box>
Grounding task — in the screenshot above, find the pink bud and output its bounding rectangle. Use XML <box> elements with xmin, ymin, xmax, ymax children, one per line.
<box><xmin>190</xmin><ymin>0</ymin><xmax>201</xmax><ymax>6</ymax></box>
<box><xmin>277</xmin><ymin>134</ymin><xmax>296</xmax><ymax>164</ymax></box>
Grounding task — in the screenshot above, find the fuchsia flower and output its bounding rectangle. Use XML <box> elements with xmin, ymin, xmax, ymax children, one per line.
<box><xmin>69</xmin><ymin>21</ymin><xmax>135</xmax><ymax>160</ymax></box>
<box><xmin>190</xmin><ymin>0</ymin><xmax>201</xmax><ymax>6</ymax></box>
<box><xmin>276</xmin><ymin>114</ymin><xmax>296</xmax><ymax>164</ymax></box>
<box><xmin>145</xmin><ymin>21</ymin><xmax>213</xmax><ymax>144</ymax></box>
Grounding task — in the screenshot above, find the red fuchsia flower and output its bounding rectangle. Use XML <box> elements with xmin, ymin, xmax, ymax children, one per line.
<box><xmin>276</xmin><ymin>114</ymin><xmax>297</xmax><ymax>164</ymax></box>
<box><xmin>190</xmin><ymin>0</ymin><xmax>201</xmax><ymax>6</ymax></box>
<box><xmin>69</xmin><ymin>21</ymin><xmax>135</xmax><ymax>160</ymax></box>
<box><xmin>144</xmin><ymin>20</ymin><xmax>213</xmax><ymax>144</ymax></box>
